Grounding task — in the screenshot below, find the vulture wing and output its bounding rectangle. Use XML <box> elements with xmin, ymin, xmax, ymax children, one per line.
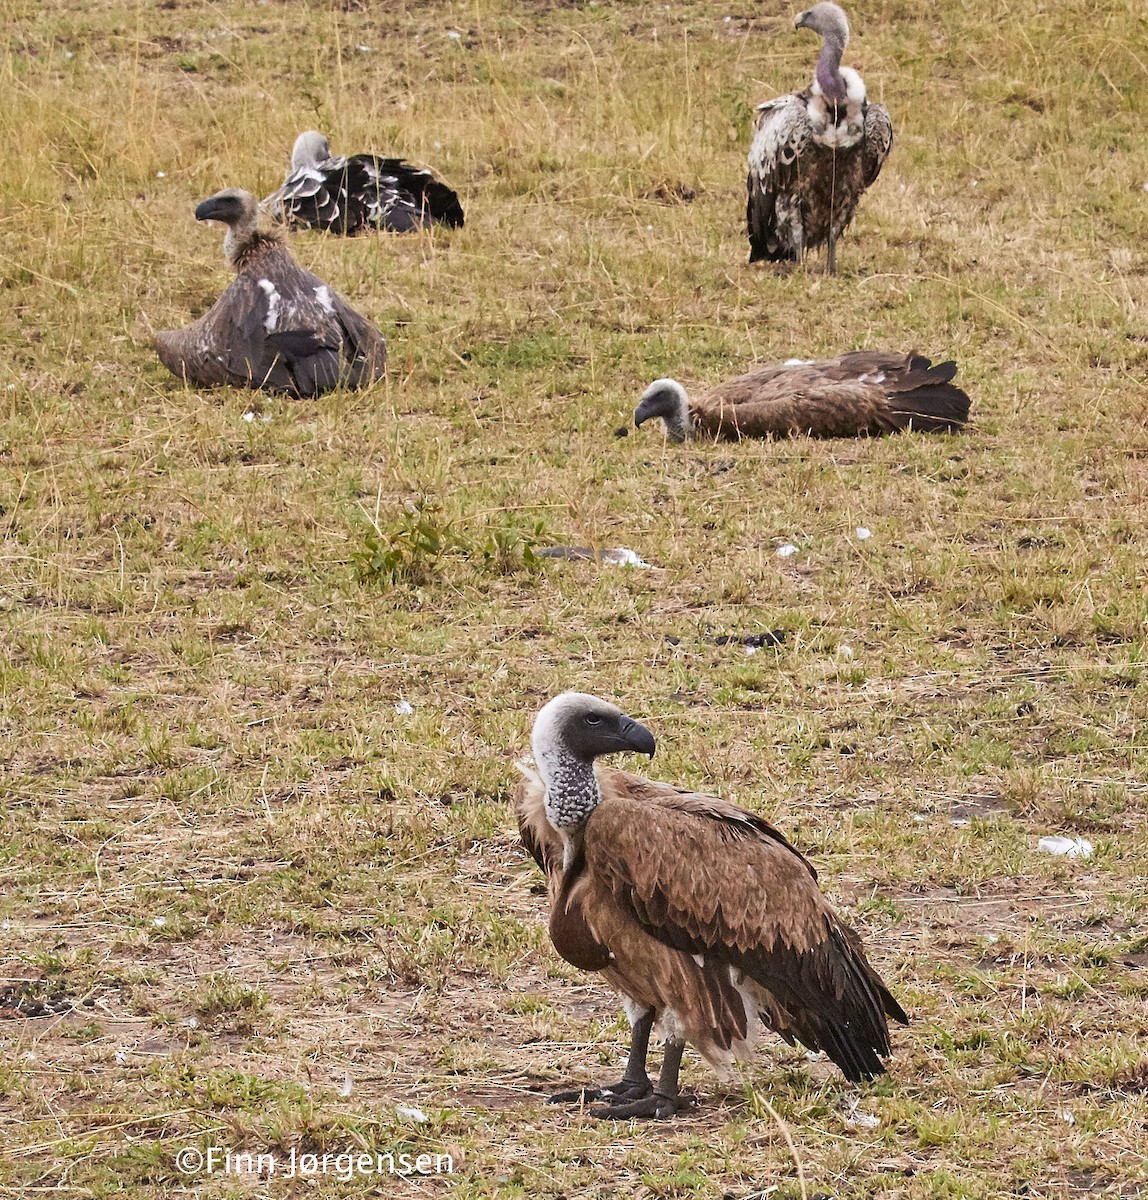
<box><xmin>585</xmin><ymin>771</ymin><xmax>907</xmax><ymax>1081</ymax></box>
<box><xmin>264</xmin><ymin>156</ymin><xmax>358</xmax><ymax>232</ymax></box>
<box><xmin>746</xmin><ymin>95</ymin><xmax>812</xmax><ymax>263</ymax></box>
<box><xmin>156</xmin><ymin>248</ymin><xmax>386</xmax><ymax>396</ymax></box>
<box><xmin>346</xmin><ymin>155</ymin><xmax>465</xmax><ymax>231</ymax></box>
<box><xmin>861</xmin><ymin>103</ymin><xmax>894</xmax><ymax>190</ymax></box>
<box><xmin>156</xmin><ymin>272</ymin><xmax>294</xmax><ymax>391</ymax></box>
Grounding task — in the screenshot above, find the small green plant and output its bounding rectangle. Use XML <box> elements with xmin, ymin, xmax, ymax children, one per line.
<box><xmin>352</xmin><ymin>502</ymin><xmax>548</xmax><ymax>585</ymax></box>
<box><xmin>476</xmin><ymin>516</ymin><xmax>548</xmax><ymax>575</ymax></box>
<box><xmin>353</xmin><ymin>499</ymin><xmax>457</xmax><ymax>587</ymax></box>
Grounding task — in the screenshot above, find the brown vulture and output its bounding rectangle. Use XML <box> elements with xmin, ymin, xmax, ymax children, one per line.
<box><xmin>262</xmin><ymin>130</ymin><xmax>465</xmax><ymax>235</ymax></box>
<box><xmin>513</xmin><ymin>692</ymin><xmax>907</xmax><ymax>1119</ymax></box>
<box><xmin>633</xmin><ymin>351</ymin><xmax>970</xmax><ymax>442</ymax></box>
<box><xmin>747</xmin><ymin>2</ymin><xmax>892</xmax><ymax>273</ymax></box>
<box><xmin>155</xmin><ymin>189</ymin><xmax>387</xmax><ymax>396</ymax></box>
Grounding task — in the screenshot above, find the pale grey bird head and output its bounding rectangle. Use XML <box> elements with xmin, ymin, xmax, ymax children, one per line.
<box><xmin>532</xmin><ymin>693</ymin><xmax>656</xmax><ymax>765</ymax></box>
<box><xmin>194</xmin><ymin>188</ymin><xmax>264</xmax><ymax>266</ymax></box>
<box><xmin>531</xmin><ymin>693</ymin><xmax>655</xmax><ymax>833</ymax></box>
<box><xmin>195</xmin><ymin>187</ymin><xmax>259</xmax><ymax>227</ymax></box>
<box><xmin>291</xmin><ymin>130</ymin><xmax>333</xmax><ymax>170</ymax></box>
<box><xmin>794</xmin><ymin>1</ymin><xmax>849</xmax><ymax>45</ymax></box>
<box><xmin>633</xmin><ymin>378</ymin><xmax>692</xmax><ymax>443</ymax></box>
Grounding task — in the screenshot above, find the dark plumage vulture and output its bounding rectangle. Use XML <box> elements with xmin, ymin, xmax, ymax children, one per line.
<box><xmin>262</xmin><ymin>131</ymin><xmax>465</xmax><ymax>235</ymax></box>
<box><xmin>514</xmin><ymin>692</ymin><xmax>907</xmax><ymax>1119</ymax></box>
<box><xmin>634</xmin><ymin>351</ymin><xmax>970</xmax><ymax>442</ymax></box>
<box><xmin>155</xmin><ymin>189</ymin><xmax>387</xmax><ymax>396</ymax></box>
<box><xmin>747</xmin><ymin>2</ymin><xmax>892</xmax><ymax>273</ymax></box>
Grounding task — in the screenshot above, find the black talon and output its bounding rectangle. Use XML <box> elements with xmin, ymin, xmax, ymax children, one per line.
<box><xmin>549</xmin><ymin>1075</ymin><xmax>652</xmax><ymax>1106</ymax></box>
<box><xmin>590</xmin><ymin>1090</ymin><xmax>694</xmax><ymax>1120</ymax></box>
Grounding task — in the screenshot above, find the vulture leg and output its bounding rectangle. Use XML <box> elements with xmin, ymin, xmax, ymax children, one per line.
<box><xmin>550</xmin><ymin>1008</ymin><xmax>655</xmax><ymax>1106</ymax></box>
<box><xmin>826</xmin><ymin>223</ymin><xmax>838</xmax><ymax>276</ymax></box>
<box><xmin>591</xmin><ymin>1037</ymin><xmax>692</xmax><ymax>1120</ymax></box>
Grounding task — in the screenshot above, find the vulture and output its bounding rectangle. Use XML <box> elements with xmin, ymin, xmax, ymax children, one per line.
<box><xmin>514</xmin><ymin>692</ymin><xmax>907</xmax><ymax>1119</ymax></box>
<box><xmin>155</xmin><ymin>189</ymin><xmax>387</xmax><ymax>396</ymax></box>
<box><xmin>633</xmin><ymin>351</ymin><xmax>970</xmax><ymax>442</ymax></box>
<box><xmin>262</xmin><ymin>130</ymin><xmax>465</xmax><ymax>235</ymax></box>
<box><xmin>746</xmin><ymin>2</ymin><xmax>892</xmax><ymax>273</ymax></box>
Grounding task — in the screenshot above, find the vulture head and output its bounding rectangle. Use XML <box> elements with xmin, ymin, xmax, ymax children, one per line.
<box><xmin>532</xmin><ymin>693</ymin><xmax>655</xmax><ymax>831</ymax></box>
<box><xmin>634</xmin><ymin>378</ymin><xmax>692</xmax><ymax>443</ymax></box>
<box><xmin>194</xmin><ymin>188</ymin><xmax>267</xmax><ymax>267</ymax></box>
<box><xmin>290</xmin><ymin>130</ymin><xmax>334</xmax><ymax>170</ymax></box>
<box><xmin>794</xmin><ymin>1</ymin><xmax>849</xmax><ymax>44</ymax></box>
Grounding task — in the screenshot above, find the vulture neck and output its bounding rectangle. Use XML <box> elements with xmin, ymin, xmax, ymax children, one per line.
<box><xmin>225</xmin><ymin>227</ymin><xmax>282</xmax><ymax>271</ymax></box>
<box><xmin>814</xmin><ymin>31</ymin><xmax>848</xmax><ymax>103</ymax></box>
<box><xmin>535</xmin><ymin>747</ymin><xmax>601</xmax><ymax>857</ymax></box>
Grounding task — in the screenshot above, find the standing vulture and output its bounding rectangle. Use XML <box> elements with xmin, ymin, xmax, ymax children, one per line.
<box><xmin>514</xmin><ymin>692</ymin><xmax>907</xmax><ymax>1119</ymax></box>
<box><xmin>156</xmin><ymin>189</ymin><xmax>387</xmax><ymax>396</ymax></box>
<box><xmin>747</xmin><ymin>3</ymin><xmax>892</xmax><ymax>273</ymax></box>
<box><xmin>634</xmin><ymin>351</ymin><xmax>970</xmax><ymax>441</ymax></box>
<box><xmin>262</xmin><ymin>131</ymin><xmax>465</xmax><ymax>235</ymax></box>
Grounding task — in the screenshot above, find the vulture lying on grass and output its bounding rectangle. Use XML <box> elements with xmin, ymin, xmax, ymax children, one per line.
<box><xmin>634</xmin><ymin>351</ymin><xmax>970</xmax><ymax>442</ymax></box>
<box><xmin>747</xmin><ymin>2</ymin><xmax>892</xmax><ymax>273</ymax></box>
<box><xmin>514</xmin><ymin>692</ymin><xmax>907</xmax><ymax>1120</ymax></box>
<box><xmin>156</xmin><ymin>189</ymin><xmax>387</xmax><ymax>396</ymax></box>
<box><xmin>263</xmin><ymin>130</ymin><xmax>465</xmax><ymax>235</ymax></box>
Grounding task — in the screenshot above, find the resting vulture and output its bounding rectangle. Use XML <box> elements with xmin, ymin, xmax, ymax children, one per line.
<box><xmin>263</xmin><ymin>130</ymin><xmax>465</xmax><ymax>235</ymax></box>
<box><xmin>155</xmin><ymin>189</ymin><xmax>387</xmax><ymax>396</ymax></box>
<box><xmin>633</xmin><ymin>351</ymin><xmax>970</xmax><ymax>442</ymax></box>
<box><xmin>514</xmin><ymin>692</ymin><xmax>907</xmax><ymax>1119</ymax></box>
<box><xmin>747</xmin><ymin>2</ymin><xmax>892</xmax><ymax>273</ymax></box>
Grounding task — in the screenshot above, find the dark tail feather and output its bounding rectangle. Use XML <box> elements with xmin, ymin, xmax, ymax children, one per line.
<box><xmin>382</xmin><ymin>161</ymin><xmax>464</xmax><ymax>228</ymax></box>
<box><xmin>422</xmin><ymin>179</ymin><xmax>465</xmax><ymax>228</ymax></box>
<box><xmin>883</xmin><ymin>354</ymin><xmax>969</xmax><ymax>432</ymax></box>
<box><xmin>874</xmin><ymin>974</ymin><xmax>910</xmax><ymax>1026</ymax></box>
<box><xmin>907</xmin><ymin>355</ymin><xmax>958</xmax><ymax>385</ymax></box>
<box><xmin>887</xmin><ymin>383</ymin><xmax>971</xmax><ymax>432</ymax></box>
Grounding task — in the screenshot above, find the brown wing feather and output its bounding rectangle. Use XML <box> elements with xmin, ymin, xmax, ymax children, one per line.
<box><xmin>156</xmin><ymin>271</ymin><xmax>280</xmax><ymax>389</ymax></box>
<box><xmin>860</xmin><ymin>103</ymin><xmax>894</xmax><ymax>190</ymax></box>
<box><xmin>513</xmin><ymin>770</ymin><xmax>751</xmax><ymax>1058</ymax></box>
<box><xmin>586</xmin><ymin>769</ymin><xmax>906</xmax><ymax>1081</ymax></box>
<box><xmin>156</xmin><ymin>243</ymin><xmax>385</xmax><ymax>396</ymax></box>
<box><xmin>690</xmin><ymin>351</ymin><xmax>969</xmax><ymax>439</ymax></box>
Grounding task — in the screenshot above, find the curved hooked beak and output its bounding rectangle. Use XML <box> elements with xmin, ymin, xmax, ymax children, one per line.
<box><xmin>620</xmin><ymin>717</ymin><xmax>656</xmax><ymax>758</ymax></box>
<box><xmin>633</xmin><ymin>395</ymin><xmax>660</xmax><ymax>429</ymax></box>
<box><xmin>794</xmin><ymin>9</ymin><xmax>811</xmax><ymax>29</ymax></box>
<box><xmin>194</xmin><ymin>196</ymin><xmax>231</xmax><ymax>223</ymax></box>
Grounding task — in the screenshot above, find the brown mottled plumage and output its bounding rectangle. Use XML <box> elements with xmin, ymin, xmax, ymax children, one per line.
<box><xmin>515</xmin><ymin>692</ymin><xmax>906</xmax><ymax>1119</ymax></box>
<box><xmin>634</xmin><ymin>351</ymin><xmax>970</xmax><ymax>443</ymax></box>
<box><xmin>156</xmin><ymin>189</ymin><xmax>387</xmax><ymax>397</ymax></box>
<box><xmin>747</xmin><ymin>3</ymin><xmax>892</xmax><ymax>273</ymax></box>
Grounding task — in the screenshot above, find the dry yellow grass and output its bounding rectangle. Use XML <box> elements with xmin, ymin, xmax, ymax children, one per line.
<box><xmin>1</xmin><ymin>0</ymin><xmax>1147</xmax><ymax>1197</ymax></box>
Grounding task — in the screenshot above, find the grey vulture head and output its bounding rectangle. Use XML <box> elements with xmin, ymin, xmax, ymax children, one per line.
<box><xmin>290</xmin><ymin>130</ymin><xmax>334</xmax><ymax>170</ymax></box>
<box><xmin>633</xmin><ymin>378</ymin><xmax>692</xmax><ymax>443</ymax></box>
<box><xmin>532</xmin><ymin>692</ymin><xmax>656</xmax><ymax>765</ymax></box>
<box><xmin>794</xmin><ymin>1</ymin><xmax>849</xmax><ymax>44</ymax></box>
<box><xmin>194</xmin><ymin>187</ymin><xmax>266</xmax><ymax>267</ymax></box>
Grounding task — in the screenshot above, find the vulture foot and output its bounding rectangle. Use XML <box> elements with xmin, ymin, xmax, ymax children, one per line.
<box><xmin>590</xmin><ymin>1090</ymin><xmax>695</xmax><ymax>1120</ymax></box>
<box><xmin>549</xmin><ymin>1075</ymin><xmax>652</xmax><ymax>1106</ymax></box>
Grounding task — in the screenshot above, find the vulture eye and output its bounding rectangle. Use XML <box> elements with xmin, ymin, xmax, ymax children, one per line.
<box><xmin>584</xmin><ymin>714</ymin><xmax>603</xmax><ymax>726</ymax></box>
